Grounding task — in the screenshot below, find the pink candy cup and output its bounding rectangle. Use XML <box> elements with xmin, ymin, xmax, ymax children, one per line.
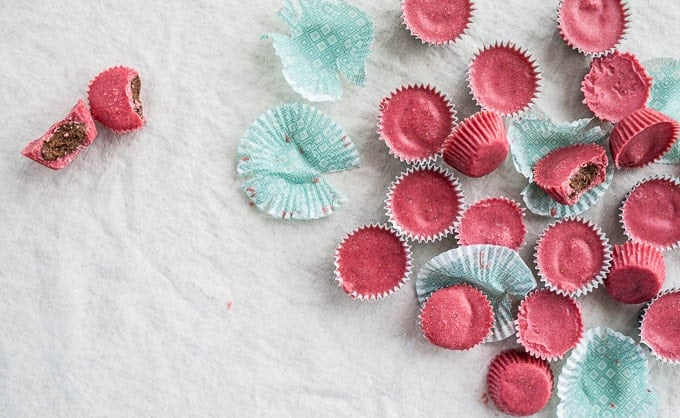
<box><xmin>88</xmin><ymin>66</ymin><xmax>145</xmax><ymax>133</ymax></box>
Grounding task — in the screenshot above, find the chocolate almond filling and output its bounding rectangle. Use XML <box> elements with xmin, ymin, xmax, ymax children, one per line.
<box><xmin>131</xmin><ymin>76</ymin><xmax>143</xmax><ymax>117</ymax></box>
<box><xmin>40</xmin><ymin>121</ymin><xmax>87</xmax><ymax>161</ymax></box>
<box><xmin>568</xmin><ymin>164</ymin><xmax>599</xmax><ymax>197</ymax></box>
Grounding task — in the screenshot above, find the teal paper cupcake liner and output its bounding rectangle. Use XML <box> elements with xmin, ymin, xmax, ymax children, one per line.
<box><xmin>644</xmin><ymin>58</ymin><xmax>680</xmax><ymax>164</ymax></box>
<box><xmin>263</xmin><ymin>0</ymin><xmax>375</xmax><ymax>102</ymax></box>
<box><xmin>237</xmin><ymin>103</ymin><xmax>360</xmax><ymax>220</ymax></box>
<box><xmin>557</xmin><ymin>327</ymin><xmax>659</xmax><ymax>418</ymax></box>
<box><xmin>416</xmin><ymin>244</ymin><xmax>537</xmax><ymax>342</ymax></box>
<box><xmin>508</xmin><ymin>112</ymin><xmax>614</xmax><ymax>218</ymax></box>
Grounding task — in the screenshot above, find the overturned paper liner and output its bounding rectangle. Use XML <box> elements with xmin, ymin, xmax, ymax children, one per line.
<box><xmin>416</xmin><ymin>244</ymin><xmax>537</xmax><ymax>342</ymax></box>
<box><xmin>87</xmin><ymin>65</ymin><xmax>145</xmax><ymax>134</ymax></box>
<box><xmin>377</xmin><ymin>84</ymin><xmax>458</xmax><ymax>164</ymax></box>
<box><xmin>644</xmin><ymin>58</ymin><xmax>680</xmax><ymax>164</ymax></box>
<box><xmin>581</xmin><ymin>51</ymin><xmax>653</xmax><ymax>123</ymax></box>
<box><xmin>610</xmin><ymin>107</ymin><xmax>680</xmax><ymax>168</ymax></box>
<box><xmin>455</xmin><ymin>197</ymin><xmax>526</xmax><ymax>251</ymax></box>
<box><xmin>385</xmin><ymin>164</ymin><xmax>464</xmax><ymax>243</ymax></box>
<box><xmin>418</xmin><ymin>283</ymin><xmax>495</xmax><ymax>351</ymax></box>
<box><xmin>605</xmin><ymin>242</ymin><xmax>666</xmax><ymax>304</ymax></box>
<box><xmin>639</xmin><ymin>288</ymin><xmax>680</xmax><ymax>364</ymax></box>
<box><xmin>237</xmin><ymin>103</ymin><xmax>360</xmax><ymax>220</ymax></box>
<box><xmin>400</xmin><ymin>0</ymin><xmax>475</xmax><ymax>46</ymax></box>
<box><xmin>334</xmin><ymin>223</ymin><xmax>413</xmax><ymax>301</ymax></box>
<box><xmin>515</xmin><ymin>289</ymin><xmax>584</xmax><ymax>362</ymax></box>
<box><xmin>619</xmin><ymin>175</ymin><xmax>680</xmax><ymax>251</ymax></box>
<box><xmin>556</xmin><ymin>0</ymin><xmax>631</xmax><ymax>57</ymax></box>
<box><xmin>534</xmin><ymin>217</ymin><xmax>612</xmax><ymax>297</ymax></box>
<box><xmin>487</xmin><ymin>350</ymin><xmax>554</xmax><ymax>417</ymax></box>
<box><xmin>467</xmin><ymin>41</ymin><xmax>542</xmax><ymax>117</ymax></box>
<box><xmin>442</xmin><ymin>110</ymin><xmax>509</xmax><ymax>178</ymax></box>
<box><xmin>263</xmin><ymin>0</ymin><xmax>375</xmax><ymax>102</ymax></box>
<box><xmin>556</xmin><ymin>327</ymin><xmax>659</xmax><ymax>418</ymax></box>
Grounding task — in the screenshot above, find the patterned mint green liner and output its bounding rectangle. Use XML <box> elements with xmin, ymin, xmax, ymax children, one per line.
<box><xmin>508</xmin><ymin>112</ymin><xmax>614</xmax><ymax>218</ymax></box>
<box><xmin>557</xmin><ymin>327</ymin><xmax>659</xmax><ymax>418</ymax></box>
<box><xmin>416</xmin><ymin>244</ymin><xmax>537</xmax><ymax>342</ymax></box>
<box><xmin>237</xmin><ymin>103</ymin><xmax>360</xmax><ymax>220</ymax></box>
<box><xmin>263</xmin><ymin>0</ymin><xmax>375</xmax><ymax>102</ymax></box>
<box><xmin>644</xmin><ymin>58</ymin><xmax>680</xmax><ymax>164</ymax></box>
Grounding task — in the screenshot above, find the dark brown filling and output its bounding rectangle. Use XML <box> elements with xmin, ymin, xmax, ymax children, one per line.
<box><xmin>131</xmin><ymin>76</ymin><xmax>143</xmax><ymax>117</ymax></box>
<box><xmin>40</xmin><ymin>121</ymin><xmax>87</xmax><ymax>161</ymax></box>
<box><xmin>568</xmin><ymin>164</ymin><xmax>599</xmax><ymax>196</ymax></box>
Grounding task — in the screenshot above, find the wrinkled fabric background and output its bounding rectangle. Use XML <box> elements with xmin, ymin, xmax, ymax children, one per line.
<box><xmin>1</xmin><ymin>0</ymin><xmax>679</xmax><ymax>416</ymax></box>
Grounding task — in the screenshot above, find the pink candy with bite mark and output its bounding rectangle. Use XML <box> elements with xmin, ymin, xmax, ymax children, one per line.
<box><xmin>88</xmin><ymin>66</ymin><xmax>145</xmax><ymax>133</ymax></box>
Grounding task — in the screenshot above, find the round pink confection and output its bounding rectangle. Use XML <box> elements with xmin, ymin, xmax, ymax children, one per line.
<box><xmin>536</xmin><ymin>219</ymin><xmax>607</xmax><ymax>296</ymax></box>
<box><xmin>487</xmin><ymin>350</ymin><xmax>553</xmax><ymax>416</ymax></box>
<box><xmin>533</xmin><ymin>144</ymin><xmax>608</xmax><ymax>206</ymax></box>
<box><xmin>605</xmin><ymin>242</ymin><xmax>665</xmax><ymax>304</ymax></box>
<box><xmin>457</xmin><ymin>198</ymin><xmax>526</xmax><ymax>251</ymax></box>
<box><xmin>641</xmin><ymin>291</ymin><xmax>680</xmax><ymax>362</ymax></box>
<box><xmin>516</xmin><ymin>290</ymin><xmax>584</xmax><ymax>360</ymax></box>
<box><xmin>88</xmin><ymin>66</ymin><xmax>145</xmax><ymax>133</ymax></box>
<box><xmin>402</xmin><ymin>0</ymin><xmax>473</xmax><ymax>45</ymax></box>
<box><xmin>582</xmin><ymin>52</ymin><xmax>652</xmax><ymax>122</ymax></box>
<box><xmin>378</xmin><ymin>85</ymin><xmax>455</xmax><ymax>163</ymax></box>
<box><xmin>387</xmin><ymin>167</ymin><xmax>463</xmax><ymax>242</ymax></box>
<box><xmin>21</xmin><ymin>99</ymin><xmax>98</xmax><ymax>170</ymax></box>
<box><xmin>420</xmin><ymin>284</ymin><xmax>494</xmax><ymax>350</ymax></box>
<box><xmin>442</xmin><ymin>110</ymin><xmax>509</xmax><ymax>178</ymax></box>
<box><xmin>335</xmin><ymin>225</ymin><xmax>410</xmax><ymax>300</ymax></box>
<box><xmin>468</xmin><ymin>43</ymin><xmax>540</xmax><ymax>116</ymax></box>
<box><xmin>609</xmin><ymin>107</ymin><xmax>680</xmax><ymax>168</ymax></box>
<box><xmin>558</xmin><ymin>0</ymin><xmax>627</xmax><ymax>55</ymax></box>
<box><xmin>622</xmin><ymin>177</ymin><xmax>680</xmax><ymax>250</ymax></box>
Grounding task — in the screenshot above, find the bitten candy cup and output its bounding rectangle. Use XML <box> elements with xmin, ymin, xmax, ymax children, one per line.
<box><xmin>534</xmin><ymin>217</ymin><xmax>611</xmax><ymax>297</ymax></box>
<box><xmin>21</xmin><ymin>99</ymin><xmax>98</xmax><ymax>170</ymax></box>
<box><xmin>334</xmin><ymin>224</ymin><xmax>413</xmax><ymax>301</ymax></box>
<box><xmin>385</xmin><ymin>164</ymin><xmax>464</xmax><ymax>243</ymax></box>
<box><xmin>468</xmin><ymin>41</ymin><xmax>541</xmax><ymax>117</ymax></box>
<box><xmin>442</xmin><ymin>110</ymin><xmax>508</xmax><ymax>178</ymax></box>
<box><xmin>87</xmin><ymin>66</ymin><xmax>145</xmax><ymax>133</ymax></box>
<box><xmin>620</xmin><ymin>176</ymin><xmax>680</xmax><ymax>251</ymax></box>
<box><xmin>378</xmin><ymin>84</ymin><xmax>457</xmax><ymax>164</ymax></box>
<box><xmin>401</xmin><ymin>0</ymin><xmax>474</xmax><ymax>46</ymax></box>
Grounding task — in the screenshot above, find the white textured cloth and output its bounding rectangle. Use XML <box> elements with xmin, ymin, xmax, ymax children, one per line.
<box><xmin>1</xmin><ymin>0</ymin><xmax>679</xmax><ymax>416</ymax></box>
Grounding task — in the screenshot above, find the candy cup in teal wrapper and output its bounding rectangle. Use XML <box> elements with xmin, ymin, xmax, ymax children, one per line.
<box><xmin>557</xmin><ymin>327</ymin><xmax>660</xmax><ymax>418</ymax></box>
<box><xmin>508</xmin><ymin>112</ymin><xmax>615</xmax><ymax>218</ymax></box>
<box><xmin>237</xmin><ymin>103</ymin><xmax>360</xmax><ymax>220</ymax></box>
<box><xmin>644</xmin><ymin>58</ymin><xmax>680</xmax><ymax>163</ymax></box>
<box><xmin>416</xmin><ymin>244</ymin><xmax>537</xmax><ymax>342</ymax></box>
<box><xmin>263</xmin><ymin>0</ymin><xmax>375</xmax><ymax>102</ymax></box>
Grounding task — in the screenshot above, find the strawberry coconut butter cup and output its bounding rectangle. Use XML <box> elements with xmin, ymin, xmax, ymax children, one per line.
<box><xmin>401</xmin><ymin>0</ymin><xmax>474</xmax><ymax>46</ymax></box>
<box><xmin>609</xmin><ymin>107</ymin><xmax>680</xmax><ymax>168</ymax></box>
<box><xmin>378</xmin><ymin>84</ymin><xmax>457</xmax><ymax>164</ymax></box>
<box><xmin>487</xmin><ymin>350</ymin><xmax>554</xmax><ymax>417</ymax></box>
<box><xmin>605</xmin><ymin>242</ymin><xmax>666</xmax><ymax>304</ymax></box>
<box><xmin>582</xmin><ymin>51</ymin><xmax>652</xmax><ymax>123</ymax></box>
<box><xmin>640</xmin><ymin>289</ymin><xmax>680</xmax><ymax>364</ymax></box>
<box><xmin>88</xmin><ymin>66</ymin><xmax>146</xmax><ymax>133</ymax></box>
<box><xmin>620</xmin><ymin>176</ymin><xmax>680</xmax><ymax>251</ymax></box>
<box><xmin>532</xmin><ymin>143</ymin><xmax>609</xmax><ymax>206</ymax></box>
<box><xmin>516</xmin><ymin>289</ymin><xmax>584</xmax><ymax>361</ymax></box>
<box><xmin>535</xmin><ymin>217</ymin><xmax>612</xmax><ymax>297</ymax></box>
<box><xmin>419</xmin><ymin>283</ymin><xmax>494</xmax><ymax>351</ymax></box>
<box><xmin>334</xmin><ymin>224</ymin><xmax>413</xmax><ymax>301</ymax></box>
<box><xmin>468</xmin><ymin>42</ymin><xmax>541</xmax><ymax>117</ymax></box>
<box><xmin>21</xmin><ymin>99</ymin><xmax>98</xmax><ymax>170</ymax></box>
<box><xmin>385</xmin><ymin>164</ymin><xmax>464</xmax><ymax>243</ymax></box>
<box><xmin>442</xmin><ymin>110</ymin><xmax>509</xmax><ymax>178</ymax></box>
<box><xmin>456</xmin><ymin>197</ymin><xmax>526</xmax><ymax>251</ymax></box>
<box><xmin>557</xmin><ymin>0</ymin><xmax>630</xmax><ymax>56</ymax></box>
